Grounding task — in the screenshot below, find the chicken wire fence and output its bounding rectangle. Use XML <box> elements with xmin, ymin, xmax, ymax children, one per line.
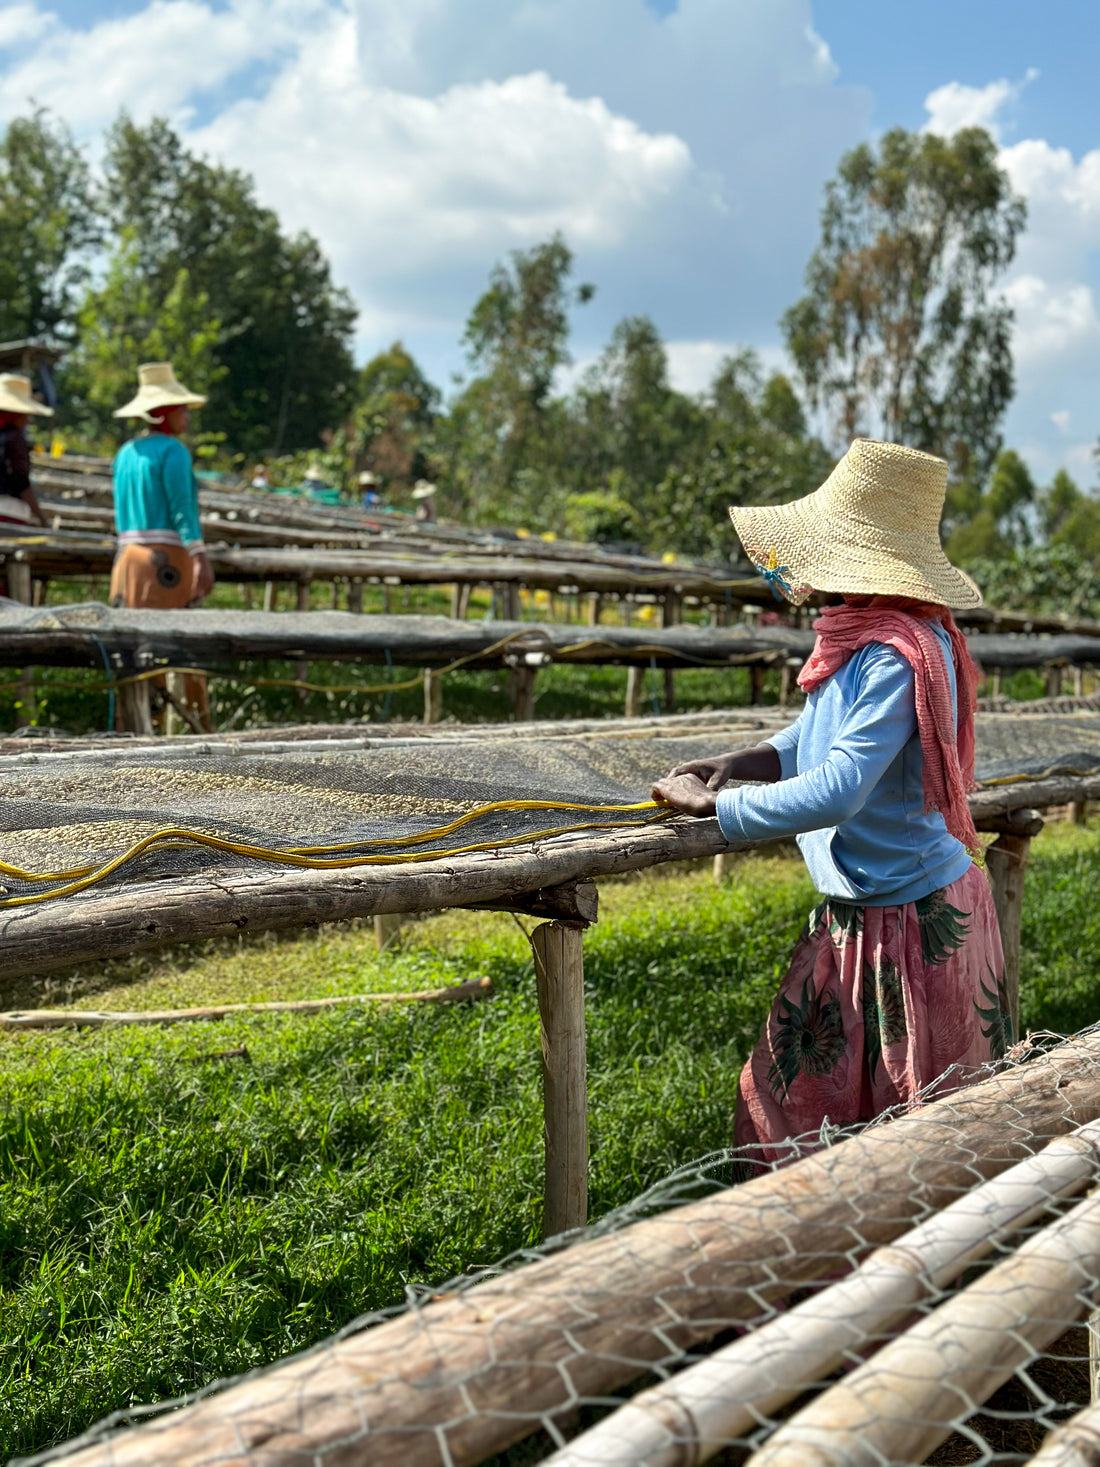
<box><xmin>19</xmin><ymin>1024</ymin><xmax>1100</xmax><ymax>1467</ymax></box>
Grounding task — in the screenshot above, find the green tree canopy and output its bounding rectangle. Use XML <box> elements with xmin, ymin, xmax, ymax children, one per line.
<box><xmin>97</xmin><ymin>115</ymin><xmax>357</xmax><ymax>453</ymax></box>
<box><xmin>783</xmin><ymin>126</ymin><xmax>1026</xmax><ymax>480</ymax></box>
<box><xmin>354</xmin><ymin>341</ymin><xmax>440</xmax><ymax>489</ymax></box>
<box><xmin>66</xmin><ymin>233</ymin><xmax>224</xmax><ymax>436</ymax></box>
<box><xmin>0</xmin><ymin>110</ymin><xmax>99</xmax><ymax>343</ymax></box>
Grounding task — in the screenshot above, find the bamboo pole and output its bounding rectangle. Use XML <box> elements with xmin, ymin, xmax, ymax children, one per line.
<box><xmin>0</xmin><ymin>978</ymin><xmax>492</xmax><ymax>1029</ymax></box>
<box><xmin>531</xmin><ymin>920</ymin><xmax>588</xmax><ymax>1238</ymax></box>
<box><xmin>749</xmin><ymin>1185</ymin><xmax>1100</xmax><ymax>1467</ymax></box>
<box><xmin>546</xmin><ymin>1119</ymin><xmax>1100</xmax><ymax>1467</ymax></box>
<box><xmin>49</xmin><ymin>1033</ymin><xmax>1100</xmax><ymax>1467</ymax></box>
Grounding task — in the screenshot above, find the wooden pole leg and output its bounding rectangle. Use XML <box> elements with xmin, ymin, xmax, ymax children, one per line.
<box><xmin>985</xmin><ymin>814</ymin><xmax>1041</xmax><ymax>1042</ymax></box>
<box><xmin>423</xmin><ymin>668</ymin><xmax>443</xmax><ymax>724</ymax></box>
<box><xmin>663</xmin><ymin>667</ymin><xmax>675</xmax><ymax>712</ymax></box>
<box><xmin>263</xmin><ymin>580</ymin><xmax>277</xmax><ymax>612</ymax></box>
<box><xmin>8</xmin><ymin>560</ymin><xmax>34</xmax><ymax>727</ymax></box>
<box><xmin>348</xmin><ymin>578</ymin><xmax>363</xmax><ymax>614</ymax></box>
<box><xmin>374</xmin><ymin>914</ymin><xmax>404</xmax><ymax>952</ymax></box>
<box><xmin>624</xmin><ymin>665</ymin><xmax>643</xmax><ymax>719</ymax></box>
<box><xmin>117</xmin><ymin>677</ymin><xmax>154</xmax><ymax>737</ymax></box>
<box><xmin>531</xmin><ymin>920</ymin><xmax>588</xmax><ymax>1238</ymax></box>
<box><xmin>509</xmin><ymin>664</ymin><xmax>538</xmax><ymax>722</ymax></box>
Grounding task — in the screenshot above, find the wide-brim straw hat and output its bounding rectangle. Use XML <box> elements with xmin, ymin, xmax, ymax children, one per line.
<box><xmin>412</xmin><ymin>479</ymin><xmax>436</xmax><ymax>499</ymax></box>
<box><xmin>729</xmin><ymin>438</ymin><xmax>982</xmax><ymax>610</ymax></box>
<box><xmin>113</xmin><ymin>362</ymin><xmax>207</xmax><ymax>420</ymax></box>
<box><xmin>0</xmin><ymin>373</ymin><xmax>52</xmax><ymax>417</ymax></box>
<box><xmin>304</xmin><ymin>466</ymin><xmax>327</xmax><ymax>482</ymax></box>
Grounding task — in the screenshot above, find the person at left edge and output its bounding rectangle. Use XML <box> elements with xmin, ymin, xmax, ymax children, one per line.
<box><xmin>0</xmin><ymin>372</ymin><xmax>52</xmax><ymax>530</ymax></box>
<box><xmin>110</xmin><ymin>361</ymin><xmax>212</xmax><ymax>727</ymax></box>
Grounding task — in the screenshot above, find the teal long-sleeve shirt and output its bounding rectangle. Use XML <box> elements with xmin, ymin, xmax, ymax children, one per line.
<box><xmin>715</xmin><ymin>628</ymin><xmax>972</xmax><ymax>906</ymax></box>
<box><xmin>112</xmin><ymin>435</ymin><xmax>204</xmax><ymax>552</ymax></box>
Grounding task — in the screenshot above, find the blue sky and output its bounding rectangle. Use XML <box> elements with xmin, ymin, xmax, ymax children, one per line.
<box><xmin>1</xmin><ymin>0</ymin><xmax>1097</xmax><ymax>484</ymax></box>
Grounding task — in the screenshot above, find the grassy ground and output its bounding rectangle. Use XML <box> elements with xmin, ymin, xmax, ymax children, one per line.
<box><xmin>1</xmin><ymin>828</ymin><xmax>1099</xmax><ymax>1455</ymax></box>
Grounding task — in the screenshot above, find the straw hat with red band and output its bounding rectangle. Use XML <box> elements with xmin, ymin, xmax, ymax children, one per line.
<box><xmin>113</xmin><ymin>362</ymin><xmax>207</xmax><ymax>422</ymax></box>
<box><xmin>0</xmin><ymin>373</ymin><xmax>52</xmax><ymax>417</ymax></box>
<box><xmin>728</xmin><ymin>437</ymin><xmax>982</xmax><ymax>611</ymax></box>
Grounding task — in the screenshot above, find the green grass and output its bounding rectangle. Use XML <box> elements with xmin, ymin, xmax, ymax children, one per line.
<box><xmin>2</xmin><ymin>828</ymin><xmax>1100</xmax><ymax>1455</ymax></box>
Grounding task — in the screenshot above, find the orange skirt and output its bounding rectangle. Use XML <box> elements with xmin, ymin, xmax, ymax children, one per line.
<box><xmin>108</xmin><ymin>543</ymin><xmax>210</xmax><ymax>729</ymax></box>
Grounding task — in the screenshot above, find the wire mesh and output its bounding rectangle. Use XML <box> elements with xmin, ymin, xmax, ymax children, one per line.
<box><xmin>19</xmin><ymin>1025</ymin><xmax>1100</xmax><ymax>1467</ymax></box>
<box><xmin>1</xmin><ymin>711</ymin><xmax>1099</xmax><ymax>904</ymax></box>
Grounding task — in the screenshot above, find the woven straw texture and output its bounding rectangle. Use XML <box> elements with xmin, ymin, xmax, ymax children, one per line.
<box><xmin>729</xmin><ymin>438</ymin><xmax>982</xmax><ymax>609</ymax></box>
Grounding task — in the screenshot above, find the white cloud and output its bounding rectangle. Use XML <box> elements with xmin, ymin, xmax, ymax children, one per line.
<box><xmin>922</xmin><ymin>69</ymin><xmax>1036</xmax><ymax>142</ymax></box>
<box><xmin>0</xmin><ymin>2</ymin><xmax>53</xmax><ymax>49</ymax></box>
<box><xmin>1004</xmin><ymin>276</ymin><xmax>1100</xmax><ymax>368</ymax></box>
<box><xmin>0</xmin><ymin>0</ymin><xmax>326</xmax><ymax>130</ymax></box>
<box><xmin>1051</xmin><ymin>410</ymin><xmax>1071</xmax><ymax>435</ymax></box>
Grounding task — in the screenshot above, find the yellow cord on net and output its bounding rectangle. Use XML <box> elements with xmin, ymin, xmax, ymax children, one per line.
<box><xmin>0</xmin><ymin>799</ymin><xmax>670</xmax><ymax>908</ymax></box>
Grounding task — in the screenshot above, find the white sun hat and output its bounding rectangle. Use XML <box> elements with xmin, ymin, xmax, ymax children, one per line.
<box><xmin>729</xmin><ymin>438</ymin><xmax>982</xmax><ymax>610</ymax></box>
<box><xmin>412</xmin><ymin>479</ymin><xmax>436</xmax><ymax>499</ymax></box>
<box><xmin>0</xmin><ymin>373</ymin><xmax>53</xmax><ymax>417</ymax></box>
<box><xmin>113</xmin><ymin>362</ymin><xmax>207</xmax><ymax>421</ymax></box>
<box><xmin>304</xmin><ymin>465</ymin><xmax>327</xmax><ymax>482</ymax></box>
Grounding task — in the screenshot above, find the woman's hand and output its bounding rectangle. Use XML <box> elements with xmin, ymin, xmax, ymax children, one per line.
<box><xmin>651</xmin><ymin>771</ymin><xmax>718</xmax><ymax>817</ymax></box>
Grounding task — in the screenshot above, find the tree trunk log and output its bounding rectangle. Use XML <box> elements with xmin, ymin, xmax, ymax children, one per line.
<box><xmin>531</xmin><ymin>921</ymin><xmax>589</xmax><ymax>1238</ymax></box>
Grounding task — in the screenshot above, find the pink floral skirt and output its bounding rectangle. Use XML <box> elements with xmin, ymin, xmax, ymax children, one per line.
<box><xmin>734</xmin><ymin>863</ymin><xmax>1008</xmax><ymax>1164</ymax></box>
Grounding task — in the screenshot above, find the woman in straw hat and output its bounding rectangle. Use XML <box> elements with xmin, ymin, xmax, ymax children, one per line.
<box><xmin>110</xmin><ymin>362</ymin><xmax>212</xmax><ymax>609</ymax></box>
<box><xmin>653</xmin><ymin>439</ymin><xmax>1008</xmax><ymax>1164</ymax></box>
<box><xmin>0</xmin><ymin>372</ymin><xmax>52</xmax><ymax>531</ymax></box>
<box><xmin>111</xmin><ymin>362</ymin><xmax>212</xmax><ymax>726</ymax></box>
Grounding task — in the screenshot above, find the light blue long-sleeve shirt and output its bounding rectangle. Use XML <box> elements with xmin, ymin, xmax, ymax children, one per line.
<box><xmin>715</xmin><ymin>625</ymin><xmax>973</xmax><ymax>906</ymax></box>
<box><xmin>112</xmin><ymin>435</ymin><xmax>204</xmax><ymax>552</ymax></box>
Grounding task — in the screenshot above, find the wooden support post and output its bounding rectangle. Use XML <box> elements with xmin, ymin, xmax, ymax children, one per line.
<box><xmin>624</xmin><ymin>665</ymin><xmax>643</xmax><ymax>718</ymax></box>
<box><xmin>348</xmin><ymin>579</ymin><xmax>363</xmax><ymax>614</ymax></box>
<box><xmin>749</xmin><ymin>663</ymin><xmax>765</xmax><ymax>706</ymax></box>
<box><xmin>662</xmin><ymin>591</ymin><xmax>682</xmax><ymax>628</ymax></box>
<box><xmin>587</xmin><ymin>594</ymin><xmax>602</xmax><ymax>627</ymax></box>
<box><xmin>990</xmin><ymin>667</ymin><xmax>1002</xmax><ymax>699</ymax></box>
<box><xmin>423</xmin><ymin>668</ymin><xmax>443</xmax><ymax>724</ymax></box>
<box><xmin>331</xmin><ymin>581</ymin><xmax>341</xmax><ymax>610</ymax></box>
<box><xmin>509</xmin><ymin>663</ymin><xmax>538</xmax><ymax>722</ymax></box>
<box><xmin>779</xmin><ymin>660</ymin><xmax>792</xmax><ymax>708</ymax></box>
<box><xmin>117</xmin><ymin>676</ymin><xmax>154</xmax><ymax>737</ymax></box>
<box><xmin>663</xmin><ymin>666</ymin><xmax>675</xmax><ymax>712</ymax></box>
<box><xmin>263</xmin><ymin>580</ymin><xmax>277</xmax><ymax>612</ymax></box>
<box><xmin>374</xmin><ymin>914</ymin><xmax>404</xmax><ymax>952</ymax></box>
<box><xmin>295</xmin><ymin>583</ymin><xmax>312</xmax><ymax>706</ymax></box>
<box><xmin>984</xmin><ymin>807</ymin><xmax>1043</xmax><ymax>1041</ymax></box>
<box><xmin>713</xmin><ymin>852</ymin><xmax>729</xmax><ymax>884</ymax></box>
<box><xmin>448</xmin><ymin>581</ymin><xmax>472</xmax><ymax>620</ymax></box>
<box><xmin>1070</xmin><ymin>799</ymin><xmax>1088</xmax><ymax>826</ymax></box>
<box><xmin>1074</xmin><ymin>667</ymin><xmax>1085</xmax><ymax>697</ymax></box>
<box><xmin>243</xmin><ymin>584</ymin><xmax>254</xmax><ymax>610</ymax></box>
<box><xmin>7</xmin><ymin>560</ymin><xmax>34</xmax><ymax>727</ymax></box>
<box><xmin>1046</xmin><ymin>664</ymin><xmax>1063</xmax><ymax>699</ymax></box>
<box><xmin>530</xmin><ymin>920</ymin><xmax>588</xmax><ymax>1238</ymax></box>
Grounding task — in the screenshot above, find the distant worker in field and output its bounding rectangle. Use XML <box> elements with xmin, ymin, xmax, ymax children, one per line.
<box><xmin>412</xmin><ymin>479</ymin><xmax>437</xmax><ymax>523</ymax></box>
<box><xmin>110</xmin><ymin>361</ymin><xmax>212</xmax><ymax>727</ymax></box>
<box><xmin>0</xmin><ymin>373</ymin><xmax>52</xmax><ymax>530</ymax></box>
<box><xmin>654</xmin><ymin>440</ymin><xmax>1006</xmax><ymax>1165</ymax></box>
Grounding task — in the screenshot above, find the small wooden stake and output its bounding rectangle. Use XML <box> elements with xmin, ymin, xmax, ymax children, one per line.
<box><xmin>531</xmin><ymin>920</ymin><xmax>588</xmax><ymax>1238</ymax></box>
<box><xmin>1046</xmin><ymin>664</ymin><xmax>1064</xmax><ymax>699</ymax></box>
<box><xmin>348</xmin><ymin>578</ymin><xmax>363</xmax><ymax>614</ymax></box>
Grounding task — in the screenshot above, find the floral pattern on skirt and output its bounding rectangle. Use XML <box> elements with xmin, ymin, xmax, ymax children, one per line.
<box><xmin>734</xmin><ymin>862</ymin><xmax>1008</xmax><ymax>1164</ymax></box>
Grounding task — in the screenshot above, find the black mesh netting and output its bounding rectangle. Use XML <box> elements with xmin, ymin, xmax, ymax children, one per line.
<box><xmin>1</xmin><ymin>707</ymin><xmax>1099</xmax><ymax>899</ymax></box>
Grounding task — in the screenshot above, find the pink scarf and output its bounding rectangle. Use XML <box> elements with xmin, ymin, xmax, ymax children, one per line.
<box><xmin>798</xmin><ymin>600</ymin><xmax>981</xmax><ymax>855</ymax></box>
